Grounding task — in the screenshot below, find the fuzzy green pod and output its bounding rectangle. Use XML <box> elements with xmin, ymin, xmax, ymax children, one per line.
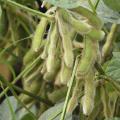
<box><xmin>23</xmin><ymin>49</ymin><xmax>38</xmax><ymax>65</ymax></box>
<box><xmin>46</xmin><ymin>23</ymin><xmax>60</xmax><ymax>72</ymax></box>
<box><xmin>43</xmin><ymin>64</ymin><xmax>60</xmax><ymax>82</ymax></box>
<box><xmin>47</xmin><ymin>86</ymin><xmax>67</xmax><ymax>103</ymax></box>
<box><xmin>54</xmin><ymin>71</ymin><xmax>62</xmax><ymax>86</ymax></box>
<box><xmin>40</xmin><ymin>39</ymin><xmax>50</xmax><ymax>59</ymax></box>
<box><xmin>40</xmin><ymin>23</ymin><xmax>54</xmax><ymax>59</ymax></box>
<box><xmin>44</xmin><ymin>26</ymin><xmax>61</xmax><ymax>82</ymax></box>
<box><xmin>57</xmin><ymin>10</ymin><xmax>74</xmax><ymax>68</ymax></box>
<box><xmin>19</xmin><ymin>65</ymin><xmax>42</xmax><ymax>103</ymax></box>
<box><xmin>82</xmin><ymin>69</ymin><xmax>96</xmax><ymax>115</ymax></box>
<box><xmin>58</xmin><ymin>9</ymin><xmax>92</xmax><ymax>35</ymax></box>
<box><xmin>20</xmin><ymin>76</ymin><xmax>41</xmax><ymax>104</ymax></box>
<box><xmin>87</xmin><ymin>29</ymin><xmax>105</xmax><ymax>41</ymax></box>
<box><xmin>31</xmin><ymin>17</ymin><xmax>48</xmax><ymax>52</ymax></box>
<box><xmin>71</xmin><ymin>6</ymin><xmax>103</xmax><ymax>29</ymax></box>
<box><xmin>23</xmin><ymin>40</ymin><xmax>45</xmax><ymax>65</ymax></box>
<box><xmin>76</xmin><ymin>36</ymin><xmax>98</xmax><ymax>78</ymax></box>
<box><xmin>67</xmin><ymin>80</ymin><xmax>83</xmax><ymax>112</ymax></box>
<box><xmin>60</xmin><ymin>61</ymin><xmax>72</xmax><ymax>85</ymax></box>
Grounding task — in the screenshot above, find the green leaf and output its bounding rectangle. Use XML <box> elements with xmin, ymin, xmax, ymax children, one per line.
<box><xmin>105</xmin><ymin>52</ymin><xmax>120</xmax><ymax>81</ymax></box>
<box><xmin>39</xmin><ymin>102</ymin><xmax>72</xmax><ymax>120</ymax></box>
<box><xmin>43</xmin><ymin>0</ymin><xmax>86</xmax><ymax>9</ymax></box>
<box><xmin>16</xmin><ymin>105</ymin><xmax>37</xmax><ymax>120</ymax></box>
<box><xmin>94</xmin><ymin>0</ymin><xmax>120</xmax><ymax>23</ymax></box>
<box><xmin>103</xmin><ymin>0</ymin><xmax>120</xmax><ymax>12</ymax></box>
<box><xmin>0</xmin><ymin>96</ymin><xmax>17</xmax><ymax>120</ymax></box>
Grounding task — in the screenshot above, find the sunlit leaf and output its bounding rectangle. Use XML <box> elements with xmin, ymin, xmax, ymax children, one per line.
<box><xmin>96</xmin><ymin>0</ymin><xmax>120</xmax><ymax>24</ymax></box>
<box><xmin>105</xmin><ymin>52</ymin><xmax>120</xmax><ymax>81</ymax></box>
<box><xmin>42</xmin><ymin>0</ymin><xmax>86</xmax><ymax>9</ymax></box>
<box><xmin>16</xmin><ymin>105</ymin><xmax>37</xmax><ymax>120</ymax></box>
<box><xmin>76</xmin><ymin>0</ymin><xmax>120</xmax><ymax>24</ymax></box>
<box><xmin>103</xmin><ymin>0</ymin><xmax>120</xmax><ymax>12</ymax></box>
<box><xmin>0</xmin><ymin>97</ymin><xmax>17</xmax><ymax>120</ymax></box>
<box><xmin>39</xmin><ymin>102</ymin><xmax>72</xmax><ymax>120</ymax></box>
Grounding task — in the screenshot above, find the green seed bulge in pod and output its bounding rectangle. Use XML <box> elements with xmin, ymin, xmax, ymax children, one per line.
<box><xmin>60</xmin><ymin>61</ymin><xmax>72</xmax><ymax>85</ymax></box>
<box><xmin>48</xmin><ymin>86</ymin><xmax>67</xmax><ymax>103</ymax></box>
<box><xmin>56</xmin><ymin>10</ymin><xmax>74</xmax><ymax>68</ymax></box>
<box><xmin>41</xmin><ymin>23</ymin><xmax>54</xmax><ymax>59</ymax></box>
<box><xmin>59</xmin><ymin>9</ymin><xmax>92</xmax><ymax>35</ymax></box>
<box><xmin>54</xmin><ymin>71</ymin><xmax>62</xmax><ymax>86</ymax></box>
<box><xmin>43</xmin><ymin>71</ymin><xmax>55</xmax><ymax>82</ymax></box>
<box><xmin>32</xmin><ymin>17</ymin><xmax>48</xmax><ymax>52</ymax></box>
<box><xmin>20</xmin><ymin>76</ymin><xmax>41</xmax><ymax>104</ymax></box>
<box><xmin>82</xmin><ymin>69</ymin><xmax>96</xmax><ymax>115</ymax></box>
<box><xmin>87</xmin><ymin>29</ymin><xmax>105</xmax><ymax>41</ymax></box>
<box><xmin>46</xmin><ymin>23</ymin><xmax>59</xmax><ymax>72</ymax></box>
<box><xmin>71</xmin><ymin>6</ymin><xmax>103</xmax><ymax>29</ymax></box>
<box><xmin>76</xmin><ymin>36</ymin><xmax>98</xmax><ymax>78</ymax></box>
<box><xmin>23</xmin><ymin>49</ymin><xmax>36</xmax><ymax>65</ymax></box>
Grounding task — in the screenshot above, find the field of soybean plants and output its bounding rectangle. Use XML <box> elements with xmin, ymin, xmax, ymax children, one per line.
<box><xmin>0</xmin><ymin>0</ymin><xmax>120</xmax><ymax>120</ymax></box>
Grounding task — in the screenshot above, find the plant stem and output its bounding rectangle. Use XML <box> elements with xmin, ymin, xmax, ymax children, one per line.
<box><xmin>1</xmin><ymin>80</ymin><xmax>36</xmax><ymax>118</ymax></box>
<box><xmin>94</xmin><ymin>0</ymin><xmax>100</xmax><ymax>10</ymax></box>
<box><xmin>0</xmin><ymin>82</ymin><xmax>16</xmax><ymax>120</ymax></box>
<box><xmin>0</xmin><ymin>55</ymin><xmax>42</xmax><ymax>99</ymax></box>
<box><xmin>100</xmin><ymin>85</ymin><xmax>111</xmax><ymax>118</ymax></box>
<box><xmin>4</xmin><ymin>0</ymin><xmax>54</xmax><ymax>21</ymax></box>
<box><xmin>95</xmin><ymin>62</ymin><xmax>120</xmax><ymax>95</ymax></box>
<box><xmin>60</xmin><ymin>57</ymin><xmax>79</xmax><ymax>120</ymax></box>
<box><xmin>1</xmin><ymin>77</ymin><xmax>53</xmax><ymax>106</ymax></box>
<box><xmin>88</xmin><ymin>0</ymin><xmax>96</xmax><ymax>14</ymax></box>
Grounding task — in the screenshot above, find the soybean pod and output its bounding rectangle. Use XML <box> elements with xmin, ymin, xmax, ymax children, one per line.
<box><xmin>67</xmin><ymin>80</ymin><xmax>83</xmax><ymax>112</ymax></box>
<box><xmin>47</xmin><ymin>86</ymin><xmax>67</xmax><ymax>103</ymax></box>
<box><xmin>76</xmin><ymin>36</ymin><xmax>98</xmax><ymax>78</ymax></box>
<box><xmin>46</xmin><ymin>23</ymin><xmax>60</xmax><ymax>72</ymax></box>
<box><xmin>23</xmin><ymin>40</ymin><xmax>45</xmax><ymax>65</ymax></box>
<box><xmin>71</xmin><ymin>6</ymin><xmax>103</xmax><ymax>29</ymax></box>
<box><xmin>56</xmin><ymin>10</ymin><xmax>74</xmax><ymax>68</ymax></box>
<box><xmin>87</xmin><ymin>29</ymin><xmax>105</xmax><ymax>41</ymax></box>
<box><xmin>58</xmin><ymin>9</ymin><xmax>92</xmax><ymax>35</ymax></box>
<box><xmin>43</xmin><ymin>35</ymin><xmax>61</xmax><ymax>82</ymax></box>
<box><xmin>60</xmin><ymin>61</ymin><xmax>72</xmax><ymax>85</ymax></box>
<box><xmin>40</xmin><ymin>23</ymin><xmax>54</xmax><ymax>59</ymax></box>
<box><xmin>82</xmin><ymin>69</ymin><xmax>96</xmax><ymax>115</ymax></box>
<box><xmin>20</xmin><ymin>65</ymin><xmax>42</xmax><ymax>104</ymax></box>
<box><xmin>31</xmin><ymin>17</ymin><xmax>48</xmax><ymax>52</ymax></box>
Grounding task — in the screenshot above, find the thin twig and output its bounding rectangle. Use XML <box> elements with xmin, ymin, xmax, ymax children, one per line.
<box><xmin>60</xmin><ymin>57</ymin><xmax>79</xmax><ymax>120</ymax></box>
<box><xmin>4</xmin><ymin>0</ymin><xmax>54</xmax><ymax>21</ymax></box>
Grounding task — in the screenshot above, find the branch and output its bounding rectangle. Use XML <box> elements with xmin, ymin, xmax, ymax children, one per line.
<box><xmin>4</xmin><ymin>0</ymin><xmax>54</xmax><ymax>21</ymax></box>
